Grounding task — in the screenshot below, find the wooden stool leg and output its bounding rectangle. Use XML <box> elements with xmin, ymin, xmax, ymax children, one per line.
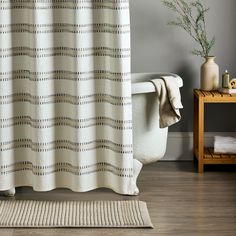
<box><xmin>198</xmin><ymin>98</ymin><xmax>204</xmax><ymax>173</ymax></box>
<box><xmin>193</xmin><ymin>94</ymin><xmax>198</xmax><ymax>159</ymax></box>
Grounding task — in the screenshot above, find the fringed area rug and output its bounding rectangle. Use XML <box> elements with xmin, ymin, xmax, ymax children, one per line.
<box><xmin>0</xmin><ymin>200</ymin><xmax>153</xmax><ymax>228</ymax></box>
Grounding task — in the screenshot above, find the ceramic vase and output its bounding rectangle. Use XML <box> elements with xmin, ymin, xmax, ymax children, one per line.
<box><xmin>200</xmin><ymin>56</ymin><xmax>219</xmax><ymax>91</ymax></box>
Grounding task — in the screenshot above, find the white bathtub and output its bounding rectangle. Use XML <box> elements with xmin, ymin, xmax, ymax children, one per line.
<box><xmin>132</xmin><ymin>73</ymin><xmax>183</xmax><ymax>164</ymax></box>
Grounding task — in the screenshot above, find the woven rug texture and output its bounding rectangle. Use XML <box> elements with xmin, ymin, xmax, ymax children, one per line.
<box><xmin>0</xmin><ymin>200</ymin><xmax>153</xmax><ymax>228</ymax></box>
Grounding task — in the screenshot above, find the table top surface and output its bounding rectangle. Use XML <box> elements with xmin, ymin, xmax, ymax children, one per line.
<box><xmin>194</xmin><ymin>89</ymin><xmax>236</xmax><ymax>99</ymax></box>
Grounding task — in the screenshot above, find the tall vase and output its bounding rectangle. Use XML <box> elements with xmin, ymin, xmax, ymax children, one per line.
<box><xmin>200</xmin><ymin>56</ymin><xmax>219</xmax><ymax>91</ymax></box>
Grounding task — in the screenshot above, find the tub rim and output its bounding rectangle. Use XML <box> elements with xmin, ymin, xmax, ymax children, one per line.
<box><xmin>131</xmin><ymin>72</ymin><xmax>183</xmax><ymax>95</ymax></box>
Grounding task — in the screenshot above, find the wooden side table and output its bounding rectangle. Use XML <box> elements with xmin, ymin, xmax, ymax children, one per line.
<box><xmin>193</xmin><ymin>89</ymin><xmax>236</xmax><ymax>173</ymax></box>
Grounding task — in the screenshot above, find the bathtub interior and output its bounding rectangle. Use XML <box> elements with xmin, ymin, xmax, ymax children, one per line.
<box><xmin>131</xmin><ymin>73</ymin><xmax>183</xmax><ymax>165</ymax></box>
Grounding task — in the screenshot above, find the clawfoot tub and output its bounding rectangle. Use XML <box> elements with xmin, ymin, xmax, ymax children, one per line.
<box><xmin>1</xmin><ymin>73</ymin><xmax>183</xmax><ymax>196</ymax></box>
<box><xmin>132</xmin><ymin>73</ymin><xmax>183</xmax><ymax>165</ymax></box>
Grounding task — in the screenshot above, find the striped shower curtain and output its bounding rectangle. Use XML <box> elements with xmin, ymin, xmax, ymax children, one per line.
<box><xmin>0</xmin><ymin>0</ymin><xmax>142</xmax><ymax>195</ymax></box>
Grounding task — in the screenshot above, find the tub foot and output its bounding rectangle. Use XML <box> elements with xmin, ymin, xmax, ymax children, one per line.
<box><xmin>0</xmin><ymin>188</ymin><xmax>16</xmax><ymax>197</ymax></box>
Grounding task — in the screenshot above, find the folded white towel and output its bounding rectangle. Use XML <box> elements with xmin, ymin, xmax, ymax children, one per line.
<box><xmin>151</xmin><ymin>76</ymin><xmax>183</xmax><ymax>128</ymax></box>
<box><xmin>214</xmin><ymin>136</ymin><xmax>236</xmax><ymax>154</ymax></box>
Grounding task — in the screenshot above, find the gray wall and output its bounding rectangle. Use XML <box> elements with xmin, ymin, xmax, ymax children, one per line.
<box><xmin>130</xmin><ymin>0</ymin><xmax>236</xmax><ymax>132</ymax></box>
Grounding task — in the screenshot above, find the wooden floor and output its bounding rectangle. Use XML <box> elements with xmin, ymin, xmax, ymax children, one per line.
<box><xmin>0</xmin><ymin>162</ymin><xmax>236</xmax><ymax>236</ymax></box>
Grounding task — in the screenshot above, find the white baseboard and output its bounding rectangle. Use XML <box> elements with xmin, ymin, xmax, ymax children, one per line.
<box><xmin>163</xmin><ymin>132</ymin><xmax>236</xmax><ymax>161</ymax></box>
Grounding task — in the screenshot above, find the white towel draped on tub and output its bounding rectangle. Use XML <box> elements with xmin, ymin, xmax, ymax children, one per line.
<box><xmin>151</xmin><ymin>76</ymin><xmax>183</xmax><ymax>128</ymax></box>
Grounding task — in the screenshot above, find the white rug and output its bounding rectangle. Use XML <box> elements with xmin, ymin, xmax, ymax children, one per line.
<box><xmin>0</xmin><ymin>200</ymin><xmax>153</xmax><ymax>228</ymax></box>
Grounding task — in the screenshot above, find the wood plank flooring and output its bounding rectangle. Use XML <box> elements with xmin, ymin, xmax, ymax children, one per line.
<box><xmin>0</xmin><ymin>162</ymin><xmax>236</xmax><ymax>236</ymax></box>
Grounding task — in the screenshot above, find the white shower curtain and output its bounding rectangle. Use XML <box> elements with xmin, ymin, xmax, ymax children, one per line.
<box><xmin>0</xmin><ymin>0</ymin><xmax>142</xmax><ymax>195</ymax></box>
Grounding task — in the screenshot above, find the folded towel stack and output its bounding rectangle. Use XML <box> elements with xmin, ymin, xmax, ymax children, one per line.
<box><xmin>214</xmin><ymin>136</ymin><xmax>236</xmax><ymax>154</ymax></box>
